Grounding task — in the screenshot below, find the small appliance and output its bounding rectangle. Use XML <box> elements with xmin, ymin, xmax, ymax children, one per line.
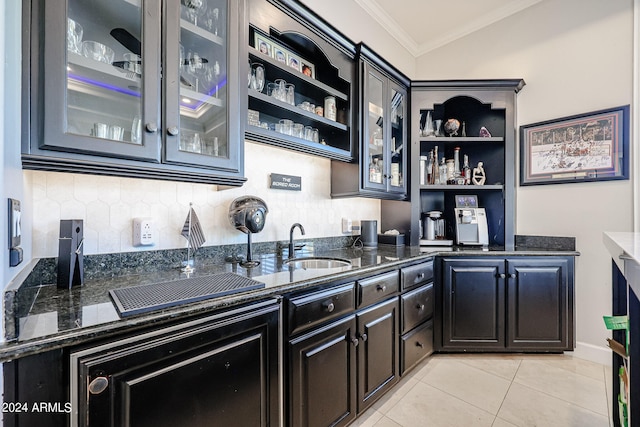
<box><xmin>228</xmin><ymin>196</ymin><xmax>269</xmax><ymax>267</ymax></box>
<box><xmin>419</xmin><ymin>211</ymin><xmax>452</xmax><ymax>246</ymax></box>
<box><xmin>454</xmin><ymin>195</ymin><xmax>489</xmax><ymax>246</ymax></box>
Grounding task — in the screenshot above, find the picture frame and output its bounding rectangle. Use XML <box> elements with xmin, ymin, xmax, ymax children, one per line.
<box><xmin>254</xmin><ymin>34</ymin><xmax>272</xmax><ymax>57</ymax></box>
<box><xmin>300</xmin><ymin>61</ymin><xmax>315</xmax><ymax>79</ymax></box>
<box><xmin>286</xmin><ymin>52</ymin><xmax>301</xmax><ymax>72</ymax></box>
<box><xmin>519</xmin><ymin>105</ymin><xmax>629</xmax><ymax>186</ymax></box>
<box><xmin>272</xmin><ymin>43</ymin><xmax>288</xmax><ymax>65</ymax></box>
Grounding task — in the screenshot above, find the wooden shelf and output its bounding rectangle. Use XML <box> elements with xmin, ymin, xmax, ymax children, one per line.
<box><xmin>419</xmin><ymin>184</ymin><xmax>503</xmax><ymax>191</ymax></box>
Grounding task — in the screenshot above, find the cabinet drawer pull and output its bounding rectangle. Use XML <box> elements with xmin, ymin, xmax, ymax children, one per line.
<box><xmin>416</xmin><ymin>304</ymin><xmax>425</xmax><ymax>311</ymax></box>
<box><xmin>415</xmin><ymin>341</ymin><xmax>424</xmax><ymax>348</ymax></box>
<box><xmin>88</xmin><ymin>376</ymin><xmax>109</xmax><ymax>395</ymax></box>
<box><xmin>376</xmin><ymin>284</ymin><xmax>387</xmax><ymax>292</ymax></box>
<box><xmin>167</xmin><ymin>126</ymin><xmax>179</xmax><ymax>136</ymax></box>
<box><xmin>416</xmin><ymin>273</ymin><xmax>425</xmax><ymax>282</ymax></box>
<box><xmin>323</xmin><ymin>301</ymin><xmax>335</xmax><ymax>313</ymax></box>
<box><xmin>145</xmin><ymin>123</ymin><xmax>158</xmax><ymax>133</ymax></box>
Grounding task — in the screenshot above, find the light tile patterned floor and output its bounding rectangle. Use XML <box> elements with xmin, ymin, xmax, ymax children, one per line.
<box><xmin>353</xmin><ymin>354</ymin><xmax>612</xmax><ymax>427</ymax></box>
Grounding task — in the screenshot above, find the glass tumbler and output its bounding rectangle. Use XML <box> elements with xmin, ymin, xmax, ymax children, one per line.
<box><xmin>279</xmin><ymin>119</ymin><xmax>293</xmax><ymax>136</ymax></box>
<box><xmin>67</xmin><ymin>18</ymin><xmax>83</xmax><ymax>54</ymax></box>
<box><xmin>292</xmin><ymin>123</ymin><xmax>304</xmax><ymax>138</ymax></box>
<box><xmin>251</xmin><ymin>63</ymin><xmax>265</xmax><ymax>93</ymax></box>
<box><xmin>285</xmin><ymin>83</ymin><xmax>295</xmax><ymax>105</ymax></box>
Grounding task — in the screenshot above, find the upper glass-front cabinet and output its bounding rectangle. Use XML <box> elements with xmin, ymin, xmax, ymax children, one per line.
<box><xmin>25</xmin><ymin>0</ymin><xmax>246</xmax><ymax>185</ymax></box>
<box><xmin>361</xmin><ymin>56</ymin><xmax>407</xmax><ymax>196</ymax></box>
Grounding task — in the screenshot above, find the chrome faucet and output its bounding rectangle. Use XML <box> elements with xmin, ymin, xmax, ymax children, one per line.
<box><xmin>288</xmin><ymin>223</ymin><xmax>305</xmax><ymax>258</ymax></box>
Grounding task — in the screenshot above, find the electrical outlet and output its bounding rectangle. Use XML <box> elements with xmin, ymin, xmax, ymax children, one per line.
<box><xmin>133</xmin><ymin>218</ymin><xmax>155</xmax><ymax>246</ymax></box>
<box><xmin>342</xmin><ymin>218</ymin><xmax>352</xmax><ymax>234</ymax></box>
<box><xmin>352</xmin><ymin>220</ymin><xmax>361</xmax><ymax>236</ymax></box>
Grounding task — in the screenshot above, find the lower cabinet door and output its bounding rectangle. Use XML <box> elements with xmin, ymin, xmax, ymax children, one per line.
<box><xmin>289</xmin><ymin>315</ymin><xmax>358</xmax><ymax>427</ymax></box>
<box><xmin>71</xmin><ymin>301</ymin><xmax>279</xmax><ymax>427</ymax></box>
<box><xmin>442</xmin><ymin>258</ymin><xmax>506</xmax><ymax>349</ymax></box>
<box><xmin>506</xmin><ymin>257</ymin><xmax>572</xmax><ymax>350</ymax></box>
<box><xmin>356</xmin><ymin>297</ymin><xmax>400</xmax><ymax>412</ymax></box>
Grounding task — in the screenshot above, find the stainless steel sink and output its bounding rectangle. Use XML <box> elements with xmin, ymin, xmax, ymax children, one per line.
<box><xmin>283</xmin><ymin>256</ymin><xmax>351</xmax><ymax>269</ymax></box>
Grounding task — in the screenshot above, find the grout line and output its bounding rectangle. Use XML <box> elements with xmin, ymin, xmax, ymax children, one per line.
<box><xmin>492</xmin><ymin>357</ymin><xmax>522</xmax><ymax>425</ymax></box>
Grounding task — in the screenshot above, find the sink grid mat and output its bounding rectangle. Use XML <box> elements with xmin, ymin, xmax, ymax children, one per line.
<box><xmin>109</xmin><ymin>272</ymin><xmax>265</xmax><ymax>317</ymax></box>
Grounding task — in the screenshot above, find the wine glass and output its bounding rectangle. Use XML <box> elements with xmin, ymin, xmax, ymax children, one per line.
<box><xmin>187</xmin><ymin>50</ymin><xmax>202</xmax><ymax>92</ymax></box>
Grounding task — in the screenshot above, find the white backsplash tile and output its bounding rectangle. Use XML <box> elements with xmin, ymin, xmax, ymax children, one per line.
<box><xmin>27</xmin><ymin>143</ymin><xmax>380</xmax><ymax>257</ymax></box>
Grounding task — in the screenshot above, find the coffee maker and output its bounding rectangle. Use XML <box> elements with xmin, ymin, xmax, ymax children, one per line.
<box><xmin>453</xmin><ymin>195</ymin><xmax>489</xmax><ymax>246</ymax></box>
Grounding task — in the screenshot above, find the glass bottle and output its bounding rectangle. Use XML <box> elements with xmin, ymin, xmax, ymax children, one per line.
<box><xmin>438</xmin><ymin>157</ymin><xmax>447</xmax><ymax>185</ymax></box>
<box><xmin>426</xmin><ymin>150</ymin><xmax>434</xmax><ymax>185</ymax></box>
<box><xmin>432</xmin><ymin>146</ymin><xmax>439</xmax><ymax>184</ymax></box>
<box><xmin>369</xmin><ymin>158</ymin><xmax>377</xmax><ymax>183</ymax></box>
<box><xmin>463</xmin><ymin>154</ymin><xmax>471</xmax><ymax>185</ymax></box>
<box><xmin>453</xmin><ymin>147</ymin><xmax>461</xmax><ymax>177</ymax></box>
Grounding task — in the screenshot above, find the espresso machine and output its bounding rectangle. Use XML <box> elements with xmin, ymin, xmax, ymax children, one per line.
<box><xmin>453</xmin><ymin>195</ymin><xmax>489</xmax><ymax>246</ymax></box>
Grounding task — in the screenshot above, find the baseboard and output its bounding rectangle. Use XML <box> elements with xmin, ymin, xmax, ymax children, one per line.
<box><xmin>566</xmin><ymin>341</ymin><xmax>611</xmax><ymax>365</ymax></box>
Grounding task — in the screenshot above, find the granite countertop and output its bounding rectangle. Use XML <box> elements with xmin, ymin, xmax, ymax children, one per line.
<box><xmin>1</xmin><ymin>238</ymin><xmax>579</xmax><ymax>362</ymax></box>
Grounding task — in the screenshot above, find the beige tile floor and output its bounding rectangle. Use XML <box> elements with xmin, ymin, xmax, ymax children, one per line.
<box><xmin>353</xmin><ymin>353</ymin><xmax>613</xmax><ymax>427</ymax></box>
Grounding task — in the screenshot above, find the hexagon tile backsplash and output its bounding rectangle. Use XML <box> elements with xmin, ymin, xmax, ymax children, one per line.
<box><xmin>25</xmin><ymin>143</ymin><xmax>381</xmax><ymax>257</ymax></box>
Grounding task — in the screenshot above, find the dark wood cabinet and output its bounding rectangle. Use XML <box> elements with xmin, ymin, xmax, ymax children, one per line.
<box><xmin>246</xmin><ymin>0</ymin><xmax>356</xmax><ymax>161</ymax></box>
<box><xmin>507</xmin><ymin>257</ymin><xmax>573</xmax><ymax>350</ymax></box>
<box><xmin>289</xmin><ymin>314</ymin><xmax>358</xmax><ymax>427</ymax></box>
<box><xmin>331</xmin><ymin>43</ymin><xmax>409</xmax><ymax>200</ymax></box>
<box><xmin>23</xmin><ymin>0</ymin><xmax>247</xmax><ymax>185</ymax></box>
<box><xmin>400</xmin><ymin>80</ymin><xmax>525</xmax><ymax>247</ymax></box>
<box><xmin>439</xmin><ymin>256</ymin><xmax>574</xmax><ymax>352</ymax></box>
<box><xmin>357</xmin><ymin>298</ymin><xmax>399</xmax><ymax>412</ymax></box>
<box><xmin>399</xmin><ymin>260</ymin><xmax>435</xmax><ymax>374</ymax></box>
<box><xmin>70</xmin><ymin>300</ymin><xmax>280</xmax><ymax>427</ymax></box>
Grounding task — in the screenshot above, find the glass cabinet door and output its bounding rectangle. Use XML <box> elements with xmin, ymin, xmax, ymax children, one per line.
<box><xmin>388</xmin><ymin>83</ymin><xmax>406</xmax><ymax>193</ymax></box>
<box><xmin>43</xmin><ymin>0</ymin><xmax>162</xmax><ymax>161</ymax></box>
<box><xmin>364</xmin><ymin>67</ymin><xmax>386</xmax><ymax>190</ymax></box>
<box><xmin>164</xmin><ymin>0</ymin><xmax>242</xmax><ymax>171</ymax></box>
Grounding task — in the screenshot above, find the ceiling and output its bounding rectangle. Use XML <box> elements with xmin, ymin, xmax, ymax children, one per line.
<box><xmin>354</xmin><ymin>0</ymin><xmax>544</xmax><ymax>57</ymax></box>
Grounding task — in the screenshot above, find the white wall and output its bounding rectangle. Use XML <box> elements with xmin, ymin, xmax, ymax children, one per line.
<box><xmin>415</xmin><ymin>0</ymin><xmax>635</xmax><ymax>363</ymax></box>
<box><xmin>299</xmin><ymin>0</ymin><xmax>415</xmax><ymax>77</ymax></box>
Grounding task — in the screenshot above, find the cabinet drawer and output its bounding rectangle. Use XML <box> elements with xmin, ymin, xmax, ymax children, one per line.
<box><xmin>401</xmin><ymin>283</ymin><xmax>434</xmax><ymax>334</ymax></box>
<box><xmin>357</xmin><ymin>271</ymin><xmax>399</xmax><ymax>308</ymax></box>
<box><xmin>401</xmin><ymin>261</ymin><xmax>434</xmax><ymax>291</ymax></box>
<box><xmin>288</xmin><ymin>284</ymin><xmax>355</xmax><ymax>336</ymax></box>
<box><xmin>401</xmin><ymin>320</ymin><xmax>433</xmax><ymax>375</ymax></box>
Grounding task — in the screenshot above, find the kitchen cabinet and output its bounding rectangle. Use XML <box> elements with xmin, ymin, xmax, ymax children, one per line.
<box><xmin>23</xmin><ymin>0</ymin><xmax>247</xmax><ymax>185</ymax></box>
<box><xmin>439</xmin><ymin>256</ymin><xmax>574</xmax><ymax>352</ymax></box>
<box><xmin>398</xmin><ymin>80</ymin><xmax>525</xmax><ymax>246</ymax></box>
<box><xmin>400</xmin><ymin>260</ymin><xmax>435</xmax><ymax>374</ymax></box>
<box><xmin>286</xmin><ymin>270</ymin><xmax>399</xmax><ymax>425</ymax></box>
<box><xmin>246</xmin><ymin>0</ymin><xmax>356</xmax><ymax>161</ymax></box>
<box><xmin>331</xmin><ymin>43</ymin><xmax>410</xmax><ymax>200</ymax></box>
<box><xmin>69</xmin><ymin>300</ymin><xmax>280</xmax><ymax>427</ymax></box>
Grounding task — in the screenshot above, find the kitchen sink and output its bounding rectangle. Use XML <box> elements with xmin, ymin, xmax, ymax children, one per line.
<box><xmin>284</xmin><ymin>256</ymin><xmax>352</xmax><ymax>269</ymax></box>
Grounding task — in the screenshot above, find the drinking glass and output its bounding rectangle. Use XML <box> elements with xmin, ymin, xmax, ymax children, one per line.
<box><xmin>279</xmin><ymin>119</ymin><xmax>293</xmax><ymax>136</ymax></box>
<box><xmin>205</xmin><ymin>7</ymin><xmax>220</xmax><ymax>35</ymax></box>
<box><xmin>131</xmin><ymin>116</ymin><xmax>142</xmax><ymax>144</ymax></box>
<box><xmin>304</xmin><ymin>126</ymin><xmax>313</xmax><ymax>141</ymax></box>
<box><xmin>67</xmin><ymin>18</ymin><xmax>83</xmax><ymax>54</ymax></box>
<box><xmin>285</xmin><ymin>83</ymin><xmax>295</xmax><ymax>105</ymax></box>
<box><xmin>251</xmin><ymin>63</ymin><xmax>265</xmax><ymax>93</ymax></box>
<box><xmin>292</xmin><ymin>123</ymin><xmax>304</xmax><ymax>138</ymax></box>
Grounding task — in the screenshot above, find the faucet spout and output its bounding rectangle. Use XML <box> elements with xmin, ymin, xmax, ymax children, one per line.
<box><xmin>289</xmin><ymin>223</ymin><xmax>306</xmax><ymax>258</ymax></box>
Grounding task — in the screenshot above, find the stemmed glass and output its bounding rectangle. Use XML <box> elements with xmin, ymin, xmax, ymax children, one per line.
<box><xmin>182</xmin><ymin>0</ymin><xmax>207</xmax><ymax>26</ymax></box>
<box><xmin>187</xmin><ymin>50</ymin><xmax>203</xmax><ymax>92</ymax></box>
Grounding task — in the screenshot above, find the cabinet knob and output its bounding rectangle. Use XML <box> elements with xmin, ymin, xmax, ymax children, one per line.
<box><xmin>350</xmin><ymin>337</ymin><xmax>359</xmax><ymax>347</ymax></box>
<box><xmin>376</xmin><ymin>284</ymin><xmax>387</xmax><ymax>292</ymax></box>
<box><xmin>323</xmin><ymin>301</ymin><xmax>335</xmax><ymax>313</ymax></box>
<box><xmin>416</xmin><ymin>304</ymin><xmax>425</xmax><ymax>311</ymax></box>
<box><xmin>498</xmin><ymin>273</ymin><xmax>506</xmax><ymax>279</ymax></box>
<box><xmin>416</xmin><ymin>273</ymin><xmax>425</xmax><ymax>281</ymax></box>
<box><xmin>167</xmin><ymin>126</ymin><xmax>179</xmax><ymax>136</ymax></box>
<box><xmin>509</xmin><ymin>273</ymin><xmax>517</xmax><ymax>279</ymax></box>
<box><xmin>416</xmin><ymin>341</ymin><xmax>424</xmax><ymax>348</ymax></box>
<box><xmin>88</xmin><ymin>376</ymin><xmax>109</xmax><ymax>395</ymax></box>
<box><xmin>145</xmin><ymin>123</ymin><xmax>158</xmax><ymax>133</ymax></box>
<box><xmin>359</xmin><ymin>333</ymin><xmax>368</xmax><ymax>342</ymax></box>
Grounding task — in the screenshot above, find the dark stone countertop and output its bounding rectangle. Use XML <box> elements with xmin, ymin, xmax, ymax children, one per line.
<box><xmin>0</xmin><ymin>241</ymin><xmax>578</xmax><ymax>362</ymax></box>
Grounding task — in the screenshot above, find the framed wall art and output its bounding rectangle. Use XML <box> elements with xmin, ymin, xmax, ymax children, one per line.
<box><xmin>254</xmin><ymin>34</ymin><xmax>272</xmax><ymax>57</ymax></box>
<box><xmin>519</xmin><ymin>105</ymin><xmax>629</xmax><ymax>185</ymax></box>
